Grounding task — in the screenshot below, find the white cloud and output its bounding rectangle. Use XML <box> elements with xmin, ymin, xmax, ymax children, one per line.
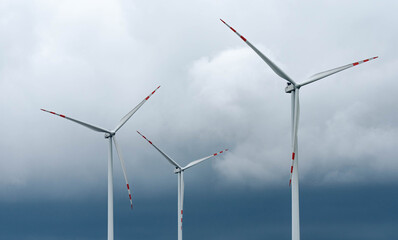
<box><xmin>0</xmin><ymin>0</ymin><xmax>397</xmax><ymax>200</ymax></box>
<box><xmin>188</xmin><ymin>44</ymin><xmax>398</xmax><ymax>187</ymax></box>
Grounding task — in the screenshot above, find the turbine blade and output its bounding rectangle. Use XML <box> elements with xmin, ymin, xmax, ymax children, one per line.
<box><xmin>182</xmin><ymin>149</ymin><xmax>229</xmax><ymax>171</ymax></box>
<box><xmin>113</xmin><ymin>136</ymin><xmax>133</xmax><ymax>209</ymax></box>
<box><xmin>40</xmin><ymin>109</ymin><xmax>111</xmax><ymax>133</ymax></box>
<box><xmin>289</xmin><ymin>90</ymin><xmax>300</xmax><ymax>187</ymax></box>
<box><xmin>113</xmin><ymin>86</ymin><xmax>160</xmax><ymax>132</ymax></box>
<box><xmin>181</xmin><ymin>171</ymin><xmax>184</xmax><ymax>229</ymax></box>
<box><xmin>220</xmin><ymin>19</ymin><xmax>296</xmax><ymax>85</ymax></box>
<box><xmin>300</xmin><ymin>56</ymin><xmax>378</xmax><ymax>87</ymax></box>
<box><xmin>136</xmin><ymin>131</ymin><xmax>181</xmax><ymax>169</ymax></box>
<box><xmin>181</xmin><ymin>171</ymin><xmax>184</xmax><ymax>211</ymax></box>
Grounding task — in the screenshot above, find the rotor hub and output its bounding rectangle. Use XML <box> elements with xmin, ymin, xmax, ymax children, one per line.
<box><xmin>104</xmin><ymin>132</ymin><xmax>115</xmax><ymax>139</ymax></box>
<box><xmin>285</xmin><ymin>82</ymin><xmax>296</xmax><ymax>93</ymax></box>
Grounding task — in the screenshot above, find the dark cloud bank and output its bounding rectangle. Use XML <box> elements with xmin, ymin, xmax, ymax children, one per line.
<box><xmin>1</xmin><ymin>184</ymin><xmax>396</xmax><ymax>240</ymax></box>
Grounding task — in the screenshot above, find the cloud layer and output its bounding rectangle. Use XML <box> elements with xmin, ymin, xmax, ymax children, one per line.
<box><xmin>0</xmin><ymin>0</ymin><xmax>397</xmax><ymax>201</ymax></box>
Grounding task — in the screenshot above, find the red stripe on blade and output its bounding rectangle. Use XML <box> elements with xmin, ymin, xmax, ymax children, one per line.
<box><xmin>353</xmin><ymin>62</ymin><xmax>359</xmax><ymax>66</ymax></box>
<box><xmin>240</xmin><ymin>36</ymin><xmax>247</xmax><ymax>42</ymax></box>
<box><xmin>292</xmin><ymin>152</ymin><xmax>295</xmax><ymax>160</ymax></box>
<box><xmin>145</xmin><ymin>96</ymin><xmax>150</xmax><ymax>100</ymax></box>
<box><xmin>230</xmin><ymin>27</ymin><xmax>236</xmax><ymax>32</ymax></box>
<box><xmin>127</xmin><ymin>184</ymin><xmax>130</xmax><ymax>190</ymax></box>
<box><xmin>291</xmin><ymin>166</ymin><xmax>293</xmax><ymax>173</ymax></box>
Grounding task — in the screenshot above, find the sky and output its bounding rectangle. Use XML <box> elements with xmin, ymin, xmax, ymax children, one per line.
<box><xmin>0</xmin><ymin>0</ymin><xmax>397</xmax><ymax>239</ymax></box>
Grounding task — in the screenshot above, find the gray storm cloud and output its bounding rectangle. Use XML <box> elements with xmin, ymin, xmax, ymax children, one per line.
<box><xmin>188</xmin><ymin>45</ymin><xmax>397</xmax><ymax>187</ymax></box>
<box><xmin>0</xmin><ymin>0</ymin><xmax>397</xmax><ymax>201</ymax></box>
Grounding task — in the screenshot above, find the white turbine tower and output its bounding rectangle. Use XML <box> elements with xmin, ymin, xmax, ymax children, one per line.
<box><xmin>41</xmin><ymin>86</ymin><xmax>160</xmax><ymax>240</ymax></box>
<box><xmin>137</xmin><ymin>131</ymin><xmax>228</xmax><ymax>240</ymax></box>
<box><xmin>220</xmin><ymin>19</ymin><xmax>378</xmax><ymax>240</ymax></box>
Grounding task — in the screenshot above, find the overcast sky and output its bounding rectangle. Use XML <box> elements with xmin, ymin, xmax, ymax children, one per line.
<box><xmin>0</xmin><ymin>0</ymin><xmax>397</xmax><ymax>239</ymax></box>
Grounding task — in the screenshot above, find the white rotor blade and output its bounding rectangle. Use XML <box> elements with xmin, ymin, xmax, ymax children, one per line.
<box><xmin>220</xmin><ymin>19</ymin><xmax>296</xmax><ymax>85</ymax></box>
<box><xmin>136</xmin><ymin>131</ymin><xmax>181</xmax><ymax>169</ymax></box>
<box><xmin>181</xmin><ymin>171</ymin><xmax>184</xmax><ymax>228</ymax></box>
<box><xmin>113</xmin><ymin>136</ymin><xmax>133</xmax><ymax>209</ymax></box>
<box><xmin>182</xmin><ymin>149</ymin><xmax>228</xmax><ymax>171</ymax></box>
<box><xmin>113</xmin><ymin>86</ymin><xmax>160</xmax><ymax>133</ymax></box>
<box><xmin>289</xmin><ymin>90</ymin><xmax>300</xmax><ymax>187</ymax></box>
<box><xmin>300</xmin><ymin>56</ymin><xmax>378</xmax><ymax>87</ymax></box>
<box><xmin>41</xmin><ymin>109</ymin><xmax>111</xmax><ymax>133</ymax></box>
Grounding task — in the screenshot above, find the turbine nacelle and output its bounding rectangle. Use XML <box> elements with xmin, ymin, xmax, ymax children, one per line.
<box><xmin>105</xmin><ymin>132</ymin><xmax>116</xmax><ymax>139</ymax></box>
<box><xmin>174</xmin><ymin>168</ymin><xmax>182</xmax><ymax>174</ymax></box>
<box><xmin>285</xmin><ymin>83</ymin><xmax>297</xmax><ymax>93</ymax></box>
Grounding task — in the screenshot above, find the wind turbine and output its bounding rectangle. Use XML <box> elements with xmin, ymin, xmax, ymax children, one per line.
<box><xmin>220</xmin><ymin>19</ymin><xmax>378</xmax><ymax>240</ymax></box>
<box><xmin>41</xmin><ymin>86</ymin><xmax>160</xmax><ymax>240</ymax></box>
<box><xmin>137</xmin><ymin>131</ymin><xmax>228</xmax><ymax>240</ymax></box>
